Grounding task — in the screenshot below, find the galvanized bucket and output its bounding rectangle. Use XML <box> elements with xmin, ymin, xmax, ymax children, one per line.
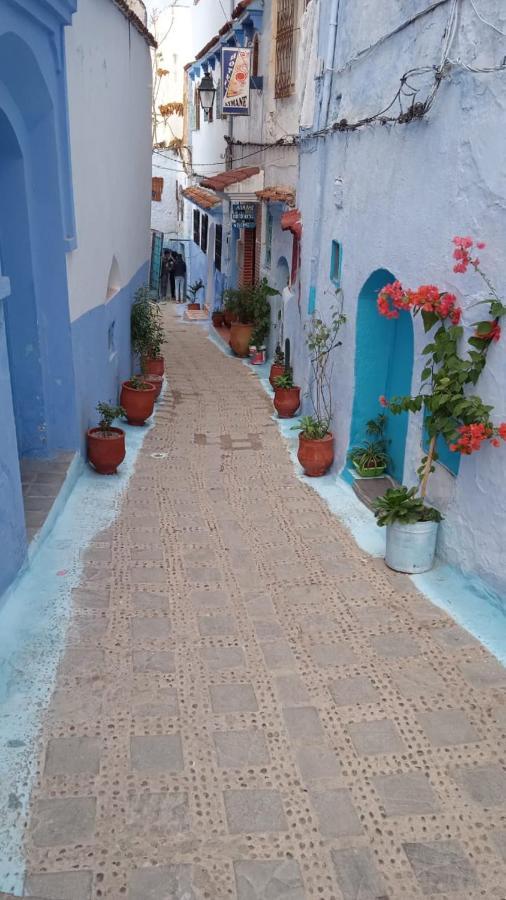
<box><xmin>385</xmin><ymin>520</ymin><xmax>439</xmax><ymax>574</ymax></box>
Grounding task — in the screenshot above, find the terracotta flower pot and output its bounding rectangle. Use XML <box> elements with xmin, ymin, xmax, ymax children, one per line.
<box><xmin>273</xmin><ymin>386</ymin><xmax>301</xmax><ymax>418</ymax></box>
<box><xmin>212</xmin><ymin>311</ymin><xmax>224</xmax><ymax>327</ymax></box>
<box><xmin>223</xmin><ymin>309</ymin><xmax>237</xmax><ymax>328</ymax></box>
<box><xmin>269</xmin><ymin>363</ymin><xmax>285</xmax><ymax>388</ymax></box>
<box><xmin>120</xmin><ymin>380</ymin><xmax>156</xmax><ymax>426</ymax></box>
<box><xmin>87</xmin><ymin>427</ymin><xmax>125</xmax><ymax>475</ymax></box>
<box><xmin>142</xmin><ymin>356</ymin><xmax>164</xmax><ymax>376</ymax></box>
<box><xmin>144</xmin><ymin>374</ymin><xmax>163</xmax><ymax>399</ymax></box>
<box><xmin>230</xmin><ymin>322</ymin><xmax>254</xmax><ymax>357</ymax></box>
<box><xmin>188</xmin><ymin>302</ymin><xmax>200</xmax><ymax>310</ymax></box>
<box><xmin>298</xmin><ymin>432</ymin><xmax>334</xmax><ymax>477</ymax></box>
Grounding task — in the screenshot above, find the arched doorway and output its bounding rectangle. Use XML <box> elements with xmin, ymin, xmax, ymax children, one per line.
<box><xmin>349</xmin><ymin>269</ymin><xmax>414</xmax><ymax>483</ymax></box>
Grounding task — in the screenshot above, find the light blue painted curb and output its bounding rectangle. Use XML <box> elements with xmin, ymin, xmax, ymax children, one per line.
<box><xmin>0</xmin><ymin>387</ymin><xmax>166</xmax><ymax>895</ymax></box>
<box><xmin>209</xmin><ymin>331</ymin><xmax>506</xmax><ymax>666</ymax></box>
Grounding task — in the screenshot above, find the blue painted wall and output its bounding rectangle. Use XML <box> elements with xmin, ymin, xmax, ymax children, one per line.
<box><xmin>349</xmin><ymin>269</ymin><xmax>414</xmax><ymax>483</ymax></box>
<box><xmin>71</xmin><ymin>262</ymin><xmax>149</xmax><ymax>443</ymax></box>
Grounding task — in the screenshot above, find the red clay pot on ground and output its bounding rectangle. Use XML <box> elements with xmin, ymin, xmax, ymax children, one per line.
<box><xmin>273</xmin><ymin>386</ymin><xmax>301</xmax><ymax>418</ymax></box>
<box><xmin>223</xmin><ymin>310</ymin><xmax>237</xmax><ymax>328</ymax></box>
<box><xmin>269</xmin><ymin>363</ymin><xmax>285</xmax><ymax>388</ymax></box>
<box><xmin>87</xmin><ymin>427</ymin><xmax>126</xmax><ymax>475</ymax></box>
<box><xmin>298</xmin><ymin>432</ymin><xmax>335</xmax><ymax>476</ymax></box>
<box><xmin>212</xmin><ymin>311</ymin><xmax>224</xmax><ymax>327</ymax></box>
<box><xmin>142</xmin><ymin>356</ymin><xmax>164</xmax><ymax>376</ymax></box>
<box><xmin>230</xmin><ymin>322</ymin><xmax>254</xmax><ymax>357</ymax></box>
<box><xmin>144</xmin><ymin>374</ymin><xmax>163</xmax><ymax>399</ymax></box>
<box><xmin>188</xmin><ymin>302</ymin><xmax>200</xmax><ymax>310</ymax></box>
<box><xmin>120</xmin><ymin>380</ymin><xmax>156</xmax><ymax>426</ymax></box>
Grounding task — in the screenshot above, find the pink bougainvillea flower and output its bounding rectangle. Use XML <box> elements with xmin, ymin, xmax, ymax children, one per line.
<box><xmin>450</xmin><ymin>422</ymin><xmax>493</xmax><ymax>454</ymax></box>
<box><xmin>379</xmin><ymin>395</ymin><xmax>388</xmax><ymax>407</ymax></box>
<box><xmin>498</xmin><ymin>423</ymin><xmax>506</xmax><ymax>440</ymax></box>
<box><xmin>476</xmin><ymin>242</ymin><xmax>486</xmax><ymax>250</ymax></box>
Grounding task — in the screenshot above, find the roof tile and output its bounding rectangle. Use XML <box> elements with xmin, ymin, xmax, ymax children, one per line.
<box><xmin>200</xmin><ymin>166</ymin><xmax>260</xmax><ymax>191</ymax></box>
<box><xmin>182</xmin><ymin>186</ymin><xmax>221</xmax><ymax>210</ymax></box>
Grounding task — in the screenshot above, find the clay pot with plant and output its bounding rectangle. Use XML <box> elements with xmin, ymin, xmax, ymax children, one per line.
<box><xmin>349</xmin><ymin>414</ymin><xmax>390</xmax><ymax>477</ymax></box>
<box><xmin>293</xmin><ymin>299</ymin><xmax>346</xmax><ymax>477</ymax></box>
<box><xmin>269</xmin><ymin>344</ymin><xmax>286</xmax><ymax>388</ymax></box>
<box><xmin>186</xmin><ymin>279</ymin><xmax>204</xmax><ymax>310</ymax></box>
<box><xmin>273</xmin><ymin>370</ymin><xmax>301</xmax><ymax>418</ymax></box>
<box><xmin>373</xmin><ymin>236</ymin><xmax>506</xmax><ymax>573</ymax></box>
<box><xmin>87</xmin><ymin>402</ymin><xmax>126</xmax><ymax>474</ymax></box>
<box><xmin>212</xmin><ymin>309</ymin><xmax>224</xmax><ymax>328</ymax></box>
<box><xmin>120</xmin><ymin>376</ymin><xmax>156</xmax><ymax>426</ymax></box>
<box><xmin>131</xmin><ymin>285</ymin><xmax>166</xmax><ymax>376</ymax></box>
<box><xmin>224</xmin><ymin>279</ymin><xmax>279</xmax><ymax>358</ymax></box>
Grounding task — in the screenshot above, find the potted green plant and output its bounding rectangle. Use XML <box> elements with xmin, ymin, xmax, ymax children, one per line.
<box><xmin>87</xmin><ymin>402</ymin><xmax>126</xmax><ymax>475</ymax></box>
<box><xmin>373</xmin><ymin>236</ymin><xmax>506</xmax><ymax>573</ymax></box>
<box><xmin>292</xmin><ymin>300</ymin><xmax>346</xmax><ymax>477</ymax></box>
<box><xmin>187</xmin><ymin>279</ymin><xmax>204</xmax><ymax>310</ymax></box>
<box><xmin>374</xmin><ymin>487</ymin><xmax>442</xmax><ymax>573</ymax></box>
<box><xmin>224</xmin><ymin>279</ymin><xmax>279</xmax><ymax>357</ymax></box>
<box><xmin>273</xmin><ymin>369</ymin><xmax>301</xmax><ymax>418</ymax></box>
<box><xmin>349</xmin><ymin>414</ymin><xmax>390</xmax><ymax>477</ymax></box>
<box><xmin>131</xmin><ymin>285</ymin><xmax>166</xmax><ymax>376</ymax></box>
<box><xmin>212</xmin><ymin>307</ymin><xmax>224</xmax><ymax>327</ymax></box>
<box><xmin>120</xmin><ymin>376</ymin><xmax>156</xmax><ymax>426</ymax></box>
<box><xmin>269</xmin><ymin>344</ymin><xmax>285</xmax><ymax>388</ymax></box>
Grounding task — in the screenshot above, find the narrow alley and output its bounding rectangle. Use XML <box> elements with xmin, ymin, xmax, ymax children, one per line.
<box><xmin>18</xmin><ymin>309</ymin><xmax>506</xmax><ymax>899</ymax></box>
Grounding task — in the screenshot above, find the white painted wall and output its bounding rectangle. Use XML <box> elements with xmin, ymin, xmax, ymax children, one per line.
<box><xmin>65</xmin><ymin>0</ymin><xmax>152</xmax><ymax>321</ymax></box>
<box><xmin>295</xmin><ymin>0</ymin><xmax>506</xmax><ymax>593</ymax></box>
<box><xmin>151</xmin><ymin>149</ymin><xmax>186</xmax><ymax>238</ymax></box>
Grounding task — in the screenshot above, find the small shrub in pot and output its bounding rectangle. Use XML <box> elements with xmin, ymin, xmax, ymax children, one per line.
<box><xmin>87</xmin><ymin>402</ymin><xmax>126</xmax><ymax>474</ymax></box>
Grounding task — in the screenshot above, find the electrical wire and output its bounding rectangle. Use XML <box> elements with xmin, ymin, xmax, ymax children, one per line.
<box><xmin>469</xmin><ymin>0</ymin><xmax>506</xmax><ymax>36</ymax></box>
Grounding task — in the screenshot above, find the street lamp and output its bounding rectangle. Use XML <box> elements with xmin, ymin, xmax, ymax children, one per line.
<box><xmin>198</xmin><ymin>72</ymin><xmax>216</xmax><ymax>114</ymax></box>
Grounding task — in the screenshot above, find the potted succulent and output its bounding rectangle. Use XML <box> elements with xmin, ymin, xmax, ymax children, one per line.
<box><xmin>349</xmin><ymin>414</ymin><xmax>390</xmax><ymax>477</ymax></box>
<box><xmin>374</xmin><ymin>487</ymin><xmax>442</xmax><ymax>574</ymax></box>
<box><xmin>269</xmin><ymin>344</ymin><xmax>286</xmax><ymax>388</ymax></box>
<box><xmin>187</xmin><ymin>279</ymin><xmax>204</xmax><ymax>310</ymax></box>
<box><xmin>273</xmin><ymin>369</ymin><xmax>301</xmax><ymax>418</ymax></box>
<box><xmin>87</xmin><ymin>402</ymin><xmax>126</xmax><ymax>475</ymax></box>
<box><xmin>373</xmin><ymin>236</ymin><xmax>506</xmax><ymax>573</ymax></box>
<box><xmin>224</xmin><ymin>279</ymin><xmax>279</xmax><ymax>358</ymax></box>
<box><xmin>131</xmin><ymin>285</ymin><xmax>166</xmax><ymax>376</ymax></box>
<box><xmin>120</xmin><ymin>376</ymin><xmax>156</xmax><ymax>426</ymax></box>
<box><xmin>292</xmin><ymin>300</ymin><xmax>346</xmax><ymax>477</ymax></box>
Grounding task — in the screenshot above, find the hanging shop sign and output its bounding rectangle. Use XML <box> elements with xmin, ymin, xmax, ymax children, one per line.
<box><xmin>222</xmin><ymin>47</ymin><xmax>250</xmax><ymax>115</ymax></box>
<box><xmin>232</xmin><ymin>201</ymin><xmax>256</xmax><ymax>228</ymax></box>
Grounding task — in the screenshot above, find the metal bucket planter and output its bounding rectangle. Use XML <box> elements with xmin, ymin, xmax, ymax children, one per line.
<box><xmin>385</xmin><ymin>520</ymin><xmax>439</xmax><ymax>574</ymax></box>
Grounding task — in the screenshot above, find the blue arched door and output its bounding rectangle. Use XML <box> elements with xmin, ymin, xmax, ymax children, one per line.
<box><xmin>349</xmin><ymin>269</ymin><xmax>414</xmax><ymax>483</ymax></box>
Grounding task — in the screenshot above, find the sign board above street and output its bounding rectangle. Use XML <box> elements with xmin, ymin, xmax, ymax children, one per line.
<box><xmin>232</xmin><ymin>201</ymin><xmax>256</xmax><ymax>228</ymax></box>
<box><xmin>222</xmin><ymin>47</ymin><xmax>250</xmax><ymax>116</ymax></box>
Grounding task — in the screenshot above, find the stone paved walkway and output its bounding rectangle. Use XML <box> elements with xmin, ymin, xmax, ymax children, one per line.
<box><xmin>23</xmin><ymin>307</ymin><xmax>506</xmax><ymax>899</ymax></box>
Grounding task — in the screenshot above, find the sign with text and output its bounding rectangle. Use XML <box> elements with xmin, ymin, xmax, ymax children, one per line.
<box><xmin>222</xmin><ymin>47</ymin><xmax>250</xmax><ymax>115</ymax></box>
<box><xmin>232</xmin><ymin>202</ymin><xmax>256</xmax><ymax>228</ymax></box>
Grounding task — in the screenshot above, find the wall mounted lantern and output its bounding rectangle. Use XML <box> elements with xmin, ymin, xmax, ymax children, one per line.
<box><xmin>198</xmin><ymin>72</ymin><xmax>216</xmax><ymax>114</ymax></box>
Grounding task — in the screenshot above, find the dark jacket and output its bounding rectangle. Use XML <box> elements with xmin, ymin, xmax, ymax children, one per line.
<box><xmin>174</xmin><ymin>257</ymin><xmax>187</xmax><ymax>277</ymax></box>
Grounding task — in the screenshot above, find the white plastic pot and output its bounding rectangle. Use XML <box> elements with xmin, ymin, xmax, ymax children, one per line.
<box><xmin>385</xmin><ymin>520</ymin><xmax>439</xmax><ymax>574</ymax></box>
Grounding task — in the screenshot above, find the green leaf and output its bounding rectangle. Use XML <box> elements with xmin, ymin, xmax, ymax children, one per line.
<box><xmin>421</xmin><ymin>367</ymin><xmax>432</xmax><ymax>381</ymax></box>
<box><xmin>421</xmin><ymin>310</ymin><xmax>439</xmax><ymax>333</ymax></box>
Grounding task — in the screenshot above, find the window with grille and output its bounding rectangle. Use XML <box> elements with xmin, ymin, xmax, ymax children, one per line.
<box><xmin>275</xmin><ymin>0</ymin><xmax>296</xmax><ymax>98</ymax></box>
<box><xmin>152</xmin><ymin>177</ymin><xmax>163</xmax><ymax>202</ymax></box>
<box><xmin>215</xmin><ymin>223</ymin><xmax>223</xmax><ymax>271</ymax></box>
<box><xmin>193</xmin><ymin>209</ymin><xmax>200</xmax><ymax>244</ymax></box>
<box><xmin>252</xmin><ymin>34</ymin><xmax>260</xmax><ymax>77</ymax></box>
<box><xmin>265</xmin><ymin>208</ymin><xmax>273</xmax><ymax>268</ymax></box>
<box><xmin>330</xmin><ymin>240</ymin><xmax>342</xmax><ymax>286</ymax></box>
<box><xmin>193</xmin><ymin>87</ymin><xmax>201</xmax><ymax>131</ymax></box>
<box><xmin>201</xmin><ymin>213</ymin><xmax>208</xmax><ymax>253</ymax></box>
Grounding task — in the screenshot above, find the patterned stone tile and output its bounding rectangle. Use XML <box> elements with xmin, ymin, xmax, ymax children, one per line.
<box><xmin>234</xmin><ymin>859</ymin><xmax>305</xmax><ymax>899</ymax></box>
<box><xmin>373</xmin><ymin>772</ymin><xmax>440</xmax><ymax>816</ymax></box>
<box><xmin>24</xmin><ymin>870</ymin><xmax>93</xmax><ymax>900</ymax></box>
<box><xmin>209</xmin><ymin>683</ymin><xmax>259</xmax><ymax>714</ymax></box>
<box><xmin>283</xmin><ymin>706</ymin><xmax>324</xmax><ymax>742</ymax></box>
<box><xmin>417</xmin><ymin>709</ymin><xmax>479</xmax><ymax>746</ymax></box>
<box><xmin>130</xmin><ymin>734</ymin><xmax>184</xmax><ymax>773</ymax></box>
<box><xmin>348</xmin><ymin>719</ymin><xmax>404</xmax><ymax>756</ymax></box>
<box><xmin>128</xmin><ymin>864</ymin><xmax>196</xmax><ymax>899</ymax></box>
<box><xmin>450</xmin><ymin>764</ymin><xmax>506</xmax><ymax>807</ymax></box>
<box><xmin>133</xmin><ymin>650</ymin><xmax>175</xmax><ymax>673</ymax></box>
<box><xmin>44</xmin><ymin>737</ymin><xmax>101</xmax><ymax>776</ymax></box>
<box><xmin>331</xmin><ymin>848</ymin><xmax>386</xmax><ymax>900</ymax></box>
<box><xmin>224</xmin><ymin>789</ymin><xmax>288</xmax><ymax>833</ymax></box>
<box><xmin>328</xmin><ymin>675</ymin><xmax>380</xmax><ymax>707</ymax></box>
<box><xmin>31</xmin><ymin>798</ymin><xmax>96</xmax><ymax>847</ymax></box>
<box><xmin>213</xmin><ymin>729</ymin><xmax>270</xmax><ymax>768</ymax></box>
<box><xmin>200</xmin><ymin>646</ymin><xmax>246</xmax><ymax>670</ymax></box>
<box><xmin>403</xmin><ymin>840</ymin><xmax>479</xmax><ymax>893</ymax></box>
<box><xmin>309</xmin><ymin>642</ymin><xmax>358</xmax><ymax>667</ymax></box>
<box><xmin>310</xmin><ymin>789</ymin><xmax>362</xmax><ymax>838</ymax></box>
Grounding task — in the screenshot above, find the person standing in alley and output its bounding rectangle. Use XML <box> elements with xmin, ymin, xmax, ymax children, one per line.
<box><xmin>160</xmin><ymin>249</ymin><xmax>170</xmax><ymax>300</ymax></box>
<box><xmin>167</xmin><ymin>252</ymin><xmax>176</xmax><ymax>300</ymax></box>
<box><xmin>174</xmin><ymin>253</ymin><xmax>187</xmax><ymax>303</ymax></box>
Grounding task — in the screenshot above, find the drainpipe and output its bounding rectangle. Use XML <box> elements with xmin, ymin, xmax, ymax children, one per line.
<box><xmin>318</xmin><ymin>0</ymin><xmax>340</xmax><ymax>130</ymax></box>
